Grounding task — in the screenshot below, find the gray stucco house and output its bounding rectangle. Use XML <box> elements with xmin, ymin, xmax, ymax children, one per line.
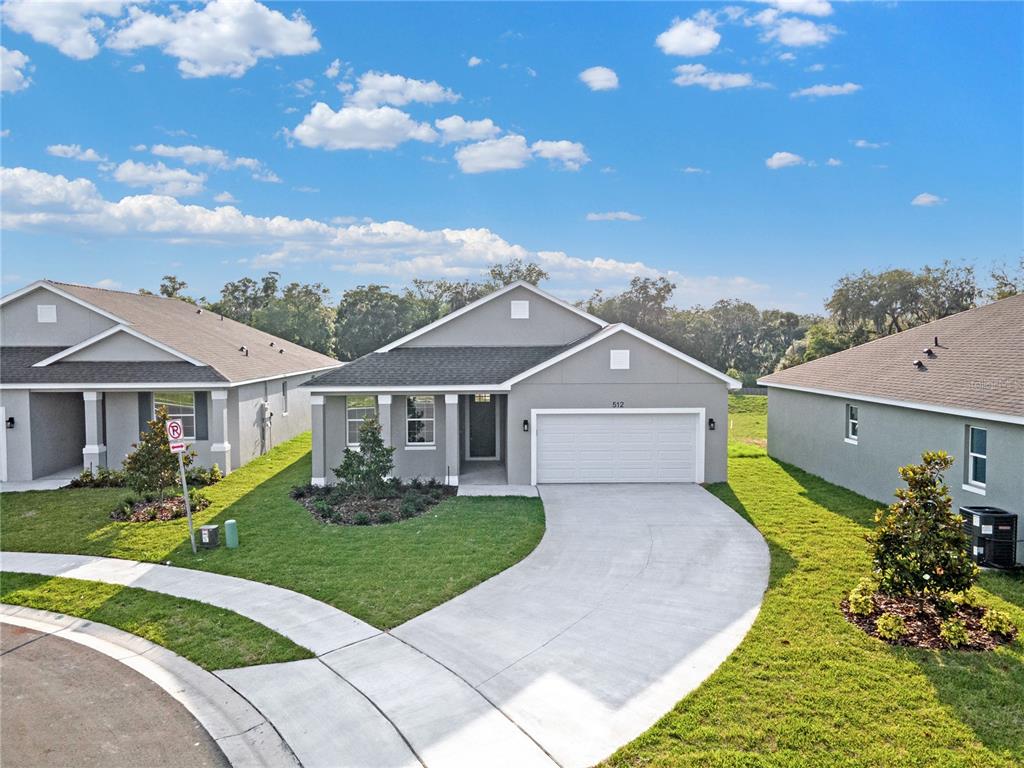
<box><xmin>304</xmin><ymin>281</ymin><xmax>739</xmax><ymax>488</ymax></box>
<box><xmin>0</xmin><ymin>280</ymin><xmax>340</xmax><ymax>484</ymax></box>
<box><xmin>760</xmin><ymin>294</ymin><xmax>1023</xmax><ymax>564</ymax></box>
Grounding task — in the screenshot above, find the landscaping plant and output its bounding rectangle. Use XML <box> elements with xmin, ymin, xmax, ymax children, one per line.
<box><xmin>334</xmin><ymin>416</ymin><xmax>394</xmax><ymax>497</ymax></box>
<box><xmin>122</xmin><ymin>405</ymin><xmax>196</xmax><ymax>499</ymax></box>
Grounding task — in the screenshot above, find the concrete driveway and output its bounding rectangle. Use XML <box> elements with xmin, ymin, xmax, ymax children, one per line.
<box><xmin>394</xmin><ymin>483</ymin><xmax>770</xmax><ymax>767</ymax></box>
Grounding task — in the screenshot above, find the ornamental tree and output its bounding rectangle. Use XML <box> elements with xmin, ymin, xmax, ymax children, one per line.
<box><xmin>122</xmin><ymin>405</ymin><xmax>195</xmax><ymax>498</ymax></box>
<box><xmin>333</xmin><ymin>416</ymin><xmax>395</xmax><ymax>498</ymax></box>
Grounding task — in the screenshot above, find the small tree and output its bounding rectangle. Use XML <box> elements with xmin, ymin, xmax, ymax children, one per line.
<box><xmin>122</xmin><ymin>405</ymin><xmax>195</xmax><ymax>498</ymax></box>
<box><xmin>333</xmin><ymin>416</ymin><xmax>394</xmax><ymax>497</ymax></box>
<box><xmin>870</xmin><ymin>451</ymin><xmax>977</xmax><ymax>598</ymax></box>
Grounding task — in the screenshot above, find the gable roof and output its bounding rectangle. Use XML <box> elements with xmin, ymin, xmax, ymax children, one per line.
<box><xmin>2</xmin><ymin>280</ymin><xmax>341</xmax><ymax>384</ymax></box>
<box><xmin>0</xmin><ymin>347</ymin><xmax>227</xmax><ymax>386</ymax></box>
<box><xmin>375</xmin><ymin>280</ymin><xmax>607</xmax><ymax>353</ymax></box>
<box><xmin>759</xmin><ymin>294</ymin><xmax>1024</xmax><ymax>424</ymax></box>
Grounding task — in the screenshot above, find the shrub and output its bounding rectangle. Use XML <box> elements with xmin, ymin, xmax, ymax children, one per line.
<box><xmin>870</xmin><ymin>451</ymin><xmax>977</xmax><ymax>598</ymax></box>
<box><xmin>185</xmin><ymin>463</ymin><xmax>224</xmax><ymax>487</ymax></box>
<box><xmin>875</xmin><ymin>613</ymin><xmax>907</xmax><ymax>641</ymax></box>
<box><xmin>122</xmin><ymin>406</ymin><xmax>196</xmax><ymax>498</ymax></box>
<box><xmin>312</xmin><ymin>499</ymin><xmax>331</xmax><ymax>516</ymax></box>
<box><xmin>376</xmin><ymin>511</ymin><xmax>395</xmax><ymax>524</ymax></box>
<box><xmin>946</xmin><ymin>589</ymin><xmax>981</xmax><ymax>609</ymax></box>
<box><xmin>939</xmin><ymin>617</ymin><xmax>969</xmax><ymax>648</ymax></box>
<box><xmin>353</xmin><ymin>512</ymin><xmax>371</xmax><ymax>526</ymax></box>
<box><xmin>848</xmin><ymin>577</ymin><xmax>877</xmax><ymax>617</ymax></box>
<box><xmin>290</xmin><ymin>483</ymin><xmax>318</xmax><ymax>500</ymax></box>
<box><xmin>980</xmin><ymin>608</ymin><xmax>1016</xmax><ymax>636</ymax></box>
<box><xmin>70</xmin><ymin>466</ymin><xmax>127</xmax><ymax>488</ymax></box>
<box><xmin>333</xmin><ymin>417</ymin><xmax>395</xmax><ymax>498</ymax></box>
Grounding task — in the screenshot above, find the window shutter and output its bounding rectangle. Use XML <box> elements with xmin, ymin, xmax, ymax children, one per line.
<box><xmin>195</xmin><ymin>391</ymin><xmax>209</xmax><ymax>441</ymax></box>
<box><xmin>138</xmin><ymin>392</ymin><xmax>153</xmax><ymax>435</ymax></box>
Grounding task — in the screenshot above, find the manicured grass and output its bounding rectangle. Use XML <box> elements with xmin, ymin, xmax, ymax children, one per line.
<box><xmin>728</xmin><ymin>393</ymin><xmax>768</xmax><ymax>456</ymax></box>
<box><xmin>0</xmin><ymin>572</ymin><xmax>312</xmax><ymax>670</ymax></box>
<box><xmin>605</xmin><ymin>395</ymin><xmax>1024</xmax><ymax>768</ymax></box>
<box><xmin>0</xmin><ymin>435</ymin><xmax>545</xmax><ymax>629</ymax></box>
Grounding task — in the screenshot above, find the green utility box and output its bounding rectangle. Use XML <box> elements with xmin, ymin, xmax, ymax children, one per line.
<box><xmin>225</xmin><ymin>519</ymin><xmax>239</xmax><ymax>549</ymax></box>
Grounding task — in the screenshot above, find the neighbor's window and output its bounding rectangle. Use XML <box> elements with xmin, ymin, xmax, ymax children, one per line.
<box><xmin>474</xmin><ymin>394</ymin><xmax>491</xmax><ymax>403</ymax></box>
<box><xmin>967</xmin><ymin>426</ymin><xmax>987</xmax><ymax>487</ymax></box>
<box><xmin>407</xmin><ymin>396</ymin><xmax>435</xmax><ymax>444</ymax></box>
<box><xmin>154</xmin><ymin>391</ymin><xmax>196</xmax><ymax>439</ymax></box>
<box><xmin>845</xmin><ymin>404</ymin><xmax>859</xmax><ymax>442</ymax></box>
<box><xmin>346</xmin><ymin>395</ymin><xmax>377</xmax><ymax>445</ymax></box>
<box><xmin>282</xmin><ymin>380</ymin><xmax>289</xmax><ymax>414</ymax></box>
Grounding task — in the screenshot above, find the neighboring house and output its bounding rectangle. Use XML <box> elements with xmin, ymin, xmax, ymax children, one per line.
<box><xmin>0</xmin><ymin>280</ymin><xmax>341</xmax><ymax>483</ymax></box>
<box><xmin>304</xmin><ymin>281</ymin><xmax>739</xmax><ymax>488</ymax></box>
<box><xmin>759</xmin><ymin>295</ymin><xmax>1023</xmax><ymax>564</ymax></box>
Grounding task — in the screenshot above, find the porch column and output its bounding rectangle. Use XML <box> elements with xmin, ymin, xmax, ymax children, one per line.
<box><xmin>311</xmin><ymin>395</ymin><xmax>326</xmax><ymax>486</ymax></box>
<box><xmin>377</xmin><ymin>395</ymin><xmax>393</xmax><ymax>448</ymax></box>
<box><xmin>209</xmin><ymin>389</ymin><xmax>232</xmax><ymax>474</ymax></box>
<box><xmin>82</xmin><ymin>391</ymin><xmax>106</xmax><ymax>472</ymax></box>
<box><xmin>444</xmin><ymin>394</ymin><xmax>459</xmax><ymax>486</ymax></box>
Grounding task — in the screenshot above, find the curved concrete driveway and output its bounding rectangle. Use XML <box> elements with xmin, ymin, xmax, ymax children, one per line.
<box><xmin>393</xmin><ymin>483</ymin><xmax>769</xmax><ymax>767</ymax></box>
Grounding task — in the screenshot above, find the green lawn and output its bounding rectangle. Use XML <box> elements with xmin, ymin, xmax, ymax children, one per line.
<box><xmin>0</xmin><ymin>572</ymin><xmax>312</xmax><ymax>670</ymax></box>
<box><xmin>0</xmin><ymin>435</ymin><xmax>545</xmax><ymax>629</ymax></box>
<box><xmin>605</xmin><ymin>395</ymin><xmax>1024</xmax><ymax>768</ymax></box>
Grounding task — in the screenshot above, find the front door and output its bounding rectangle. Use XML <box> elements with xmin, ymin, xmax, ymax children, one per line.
<box><xmin>468</xmin><ymin>395</ymin><xmax>497</xmax><ymax>458</ymax></box>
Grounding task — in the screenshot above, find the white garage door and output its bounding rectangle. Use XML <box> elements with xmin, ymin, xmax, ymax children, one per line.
<box><xmin>535</xmin><ymin>410</ymin><xmax>702</xmax><ymax>484</ymax></box>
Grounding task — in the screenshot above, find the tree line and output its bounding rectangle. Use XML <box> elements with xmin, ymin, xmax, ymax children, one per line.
<box><xmin>150</xmin><ymin>256</ymin><xmax>1021</xmax><ymax>383</ymax></box>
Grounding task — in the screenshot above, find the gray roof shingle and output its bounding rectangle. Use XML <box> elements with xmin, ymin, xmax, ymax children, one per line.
<box><xmin>0</xmin><ymin>347</ymin><xmax>228</xmax><ymax>385</ymax></box>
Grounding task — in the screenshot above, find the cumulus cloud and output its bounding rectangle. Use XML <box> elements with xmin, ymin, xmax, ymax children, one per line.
<box><xmin>113</xmin><ymin>160</ymin><xmax>206</xmax><ymax>196</ymax></box>
<box><xmin>94</xmin><ymin>278</ymin><xmax>122</xmax><ymax>289</ymax></box>
<box><xmin>579</xmin><ymin>66</ymin><xmax>619</xmax><ymax>91</ymax></box>
<box><xmin>805</xmin><ymin>62</ymin><xmax>825</xmax><ymax>72</ymax></box>
<box><xmin>324</xmin><ymin>58</ymin><xmax>341</xmax><ymax>78</ymax></box>
<box><xmin>748</xmin><ymin>9</ymin><xmax>838</xmax><ymax>47</ymax></box>
<box><xmin>826</xmin><ymin>157</ymin><xmax>842</xmax><ymax>166</ymax></box>
<box><xmin>682</xmin><ymin>166</ymin><xmax>707</xmax><ymax>174</ymax></box>
<box><xmin>106</xmin><ymin>0</ymin><xmax>320</xmax><ymax>78</ymax></box>
<box><xmin>291</xmin><ymin>103</ymin><xmax>438</xmax><ymax>150</ymax></box>
<box><xmin>911</xmin><ymin>193</ymin><xmax>946</xmax><ymax>207</ymax></box>
<box><xmin>853</xmin><ymin>138</ymin><xmax>887</xmax><ymax>149</ymax></box>
<box><xmin>455</xmin><ymin>134</ymin><xmax>532</xmax><ymax>173</ymax></box>
<box><xmin>656</xmin><ymin>12</ymin><xmax>721</xmax><ymax>56</ymax></box>
<box><xmin>765</xmin><ymin>151</ymin><xmax>806</xmax><ymax>169</ymax></box>
<box><xmin>435</xmin><ymin>115</ymin><xmax>501</xmax><ymax>144</ymax></box>
<box><xmin>2</xmin><ymin>0</ymin><xmax>125</xmax><ymax>60</ymax></box>
<box><xmin>213</xmin><ymin>191</ymin><xmax>237</xmax><ymax>203</ymax></box>
<box><xmin>129</xmin><ymin>63</ymin><xmax>145</xmax><ymax>73</ymax></box>
<box><xmin>146</xmin><ymin>143</ymin><xmax>277</xmax><ymax>182</ymax></box>
<box><xmin>531</xmin><ymin>140</ymin><xmax>590</xmax><ymax>171</ymax></box>
<box><xmin>790</xmin><ymin>82</ymin><xmax>861</xmax><ymax>98</ymax></box>
<box><xmin>778</xmin><ymin>52</ymin><xmax>796</xmax><ymax>62</ymax></box>
<box><xmin>756</xmin><ymin>0</ymin><xmax>833</xmax><ymax>17</ymax></box>
<box><xmin>672</xmin><ymin>64</ymin><xmax>763</xmax><ymax>91</ymax></box>
<box><xmin>467</xmin><ymin>56</ymin><xmax>482</xmax><ymax>67</ymax></box>
<box><xmin>586</xmin><ymin>211</ymin><xmax>643</xmax><ymax>222</ymax></box>
<box><xmin>0</xmin><ymin>46</ymin><xmax>32</xmax><ymax>92</ymax></box>
<box><xmin>347</xmin><ymin>71</ymin><xmax>459</xmax><ymax>108</ymax></box>
<box><xmin>46</xmin><ymin>144</ymin><xmax>107</xmax><ymax>162</ymax></box>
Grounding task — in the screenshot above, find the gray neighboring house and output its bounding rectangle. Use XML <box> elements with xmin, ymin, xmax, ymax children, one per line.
<box><xmin>759</xmin><ymin>294</ymin><xmax>1023</xmax><ymax>564</ymax></box>
<box><xmin>304</xmin><ymin>281</ymin><xmax>739</xmax><ymax>488</ymax></box>
<box><xmin>0</xmin><ymin>280</ymin><xmax>341</xmax><ymax>484</ymax></box>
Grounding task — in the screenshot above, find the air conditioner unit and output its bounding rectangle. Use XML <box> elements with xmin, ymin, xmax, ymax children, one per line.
<box><xmin>960</xmin><ymin>506</ymin><xmax>1018</xmax><ymax>569</ymax></box>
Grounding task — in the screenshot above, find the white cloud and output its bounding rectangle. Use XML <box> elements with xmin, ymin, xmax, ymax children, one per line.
<box><xmin>853</xmin><ymin>138</ymin><xmax>887</xmax><ymax>149</ymax></box>
<box><xmin>586</xmin><ymin>211</ymin><xmax>643</xmax><ymax>222</ymax></box>
<box><xmin>531</xmin><ymin>140</ymin><xmax>590</xmax><ymax>171</ymax></box>
<box><xmin>760</xmin><ymin>16</ymin><xmax>838</xmax><ymax>47</ymax></box>
<box><xmin>911</xmin><ymin>193</ymin><xmax>946</xmax><ymax>207</ymax></box>
<box><xmin>94</xmin><ymin>278</ymin><xmax>122</xmax><ymax>289</ymax></box>
<box><xmin>1</xmin><ymin>0</ymin><xmax>124</xmax><ymax>60</ymax></box>
<box><xmin>435</xmin><ymin>115</ymin><xmax>501</xmax><ymax>144</ymax></box>
<box><xmin>656</xmin><ymin>12</ymin><xmax>721</xmax><ymax>57</ymax></box>
<box><xmin>455</xmin><ymin>134</ymin><xmax>532</xmax><ymax>173</ymax></box>
<box><xmin>805</xmin><ymin>62</ymin><xmax>825</xmax><ymax>72</ymax></box>
<box><xmin>0</xmin><ymin>46</ymin><xmax>32</xmax><ymax>92</ymax></box>
<box><xmin>113</xmin><ymin>160</ymin><xmax>206</xmax><ymax>196</ymax></box>
<box><xmin>672</xmin><ymin>64</ymin><xmax>762</xmax><ymax>91</ymax></box>
<box><xmin>129</xmin><ymin>63</ymin><xmax>145</xmax><ymax>73</ymax></box>
<box><xmin>790</xmin><ymin>82</ymin><xmax>861</xmax><ymax>98</ymax></box>
<box><xmin>46</xmin><ymin>144</ymin><xmax>107</xmax><ymax>162</ymax></box>
<box><xmin>293</xmin><ymin>77</ymin><xmax>314</xmax><ymax>96</ymax></box>
<box><xmin>148</xmin><ymin>143</ymin><xmax>276</xmax><ymax>182</ymax></box>
<box><xmin>347</xmin><ymin>71</ymin><xmax>459</xmax><ymax>108</ymax></box>
<box><xmin>324</xmin><ymin>58</ymin><xmax>341</xmax><ymax>78</ymax></box>
<box><xmin>291</xmin><ymin>103</ymin><xmax>438</xmax><ymax>150</ymax></box>
<box><xmin>756</xmin><ymin>0</ymin><xmax>833</xmax><ymax>17</ymax></box>
<box><xmin>579</xmin><ymin>66</ymin><xmax>619</xmax><ymax>91</ymax></box>
<box><xmin>106</xmin><ymin>0</ymin><xmax>320</xmax><ymax>78</ymax></box>
<box><xmin>765</xmin><ymin>151</ymin><xmax>806</xmax><ymax>169</ymax></box>
<box><xmin>0</xmin><ymin>129</ymin><xmax>10</xmax><ymax>138</ymax></box>
<box><xmin>253</xmin><ymin>170</ymin><xmax>281</xmax><ymax>184</ymax></box>
<box><xmin>213</xmin><ymin>191</ymin><xmax>237</xmax><ymax>203</ymax></box>
<box><xmin>826</xmin><ymin>157</ymin><xmax>842</xmax><ymax>166</ymax></box>
<box><xmin>467</xmin><ymin>56</ymin><xmax>483</xmax><ymax>68</ymax></box>
<box><xmin>682</xmin><ymin>166</ymin><xmax>707</xmax><ymax>174</ymax></box>
<box><xmin>778</xmin><ymin>52</ymin><xmax>796</xmax><ymax>62</ymax></box>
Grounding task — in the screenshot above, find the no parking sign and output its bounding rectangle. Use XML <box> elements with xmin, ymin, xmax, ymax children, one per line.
<box><xmin>165</xmin><ymin>417</ymin><xmax>196</xmax><ymax>553</ymax></box>
<box><xmin>165</xmin><ymin>419</ymin><xmax>186</xmax><ymax>453</ymax></box>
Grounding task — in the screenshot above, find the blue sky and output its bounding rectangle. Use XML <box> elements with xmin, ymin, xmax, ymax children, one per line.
<box><xmin>1</xmin><ymin>0</ymin><xmax>1021</xmax><ymax>313</ymax></box>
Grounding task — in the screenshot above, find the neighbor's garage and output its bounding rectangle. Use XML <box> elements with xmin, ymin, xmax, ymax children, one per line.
<box><xmin>533</xmin><ymin>409</ymin><xmax>703</xmax><ymax>484</ymax></box>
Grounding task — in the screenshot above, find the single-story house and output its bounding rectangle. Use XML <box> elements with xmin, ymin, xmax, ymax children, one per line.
<box><xmin>0</xmin><ymin>280</ymin><xmax>341</xmax><ymax>484</ymax></box>
<box><xmin>759</xmin><ymin>294</ymin><xmax>1023</xmax><ymax>565</ymax></box>
<box><xmin>303</xmin><ymin>280</ymin><xmax>740</xmax><ymax>488</ymax></box>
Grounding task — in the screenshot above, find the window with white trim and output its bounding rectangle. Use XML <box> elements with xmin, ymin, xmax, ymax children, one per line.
<box><xmin>510</xmin><ymin>300</ymin><xmax>530</xmax><ymax>319</ymax></box>
<box><xmin>154</xmin><ymin>391</ymin><xmax>195</xmax><ymax>439</ymax></box>
<box><xmin>407</xmin><ymin>396</ymin><xmax>435</xmax><ymax>444</ymax></box>
<box><xmin>610</xmin><ymin>349</ymin><xmax>630</xmax><ymax>370</ymax></box>
<box><xmin>37</xmin><ymin>305</ymin><xmax>57</xmax><ymax>323</ymax></box>
<box><xmin>967</xmin><ymin>426</ymin><xmax>987</xmax><ymax>487</ymax></box>
<box><xmin>282</xmin><ymin>380</ymin><xmax>289</xmax><ymax>414</ymax></box>
<box><xmin>346</xmin><ymin>396</ymin><xmax>377</xmax><ymax>446</ymax></box>
<box><xmin>845</xmin><ymin>404</ymin><xmax>858</xmax><ymax>442</ymax></box>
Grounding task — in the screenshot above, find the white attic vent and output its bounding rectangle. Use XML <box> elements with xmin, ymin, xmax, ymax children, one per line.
<box><xmin>37</xmin><ymin>305</ymin><xmax>57</xmax><ymax>323</ymax></box>
<box><xmin>510</xmin><ymin>300</ymin><xmax>530</xmax><ymax>319</ymax></box>
<box><xmin>610</xmin><ymin>349</ymin><xmax>630</xmax><ymax>370</ymax></box>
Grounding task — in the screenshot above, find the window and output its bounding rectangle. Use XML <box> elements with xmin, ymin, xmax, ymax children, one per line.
<box><xmin>346</xmin><ymin>396</ymin><xmax>376</xmax><ymax>446</ymax></box>
<box><xmin>510</xmin><ymin>300</ymin><xmax>530</xmax><ymax>319</ymax></box>
<box><xmin>154</xmin><ymin>391</ymin><xmax>195</xmax><ymax>439</ymax></box>
<box><xmin>610</xmin><ymin>349</ymin><xmax>630</xmax><ymax>370</ymax></box>
<box><xmin>407</xmin><ymin>396</ymin><xmax>435</xmax><ymax>444</ymax></box>
<box><xmin>968</xmin><ymin>426</ymin><xmax>987</xmax><ymax>487</ymax></box>
<box><xmin>281</xmin><ymin>380</ymin><xmax>289</xmax><ymax>414</ymax></box>
<box><xmin>845</xmin><ymin>404</ymin><xmax>859</xmax><ymax>443</ymax></box>
<box><xmin>474</xmin><ymin>394</ymin><xmax>491</xmax><ymax>403</ymax></box>
<box><xmin>37</xmin><ymin>305</ymin><xmax>57</xmax><ymax>323</ymax></box>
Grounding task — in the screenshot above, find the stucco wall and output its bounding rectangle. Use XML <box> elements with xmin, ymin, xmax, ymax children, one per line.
<box><xmin>767</xmin><ymin>388</ymin><xmax>1024</xmax><ymax>564</ymax></box>
<box><xmin>64</xmin><ymin>331</ymin><xmax>182</xmax><ymax>362</ymax></box>
<box><xmin>0</xmin><ymin>287</ymin><xmax>116</xmax><ymax>347</ymax></box>
<box><xmin>29</xmin><ymin>392</ymin><xmax>85</xmax><ymax>477</ymax></box>
<box><xmin>0</xmin><ymin>390</ymin><xmax>32</xmax><ymax>482</ymax></box>
<box><xmin>230</xmin><ymin>374</ymin><xmax>315</xmax><ymax>468</ymax></box>
<box><xmin>104</xmin><ymin>391</ymin><xmax>140</xmax><ymax>468</ymax></box>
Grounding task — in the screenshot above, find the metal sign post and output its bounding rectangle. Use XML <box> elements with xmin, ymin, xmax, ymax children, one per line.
<box><xmin>166</xmin><ymin>419</ymin><xmax>196</xmax><ymax>555</ymax></box>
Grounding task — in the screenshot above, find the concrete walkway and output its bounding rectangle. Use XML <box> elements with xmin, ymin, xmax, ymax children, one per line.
<box><xmin>0</xmin><ymin>465</ymin><xmax>80</xmax><ymax>493</ymax></box>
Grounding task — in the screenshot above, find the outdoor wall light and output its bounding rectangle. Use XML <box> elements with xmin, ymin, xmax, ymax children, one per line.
<box><xmin>6</xmin><ymin>416</ymin><xmax>14</xmax><ymax>429</ymax></box>
<box><xmin>522</xmin><ymin>419</ymin><xmax>530</xmax><ymax>432</ymax></box>
<box><xmin>708</xmin><ymin>418</ymin><xmax>716</xmax><ymax>431</ymax></box>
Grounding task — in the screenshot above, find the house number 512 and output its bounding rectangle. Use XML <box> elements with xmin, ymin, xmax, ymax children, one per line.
<box><xmin>611</xmin><ymin>401</ymin><xmax>624</xmax><ymax>408</ymax></box>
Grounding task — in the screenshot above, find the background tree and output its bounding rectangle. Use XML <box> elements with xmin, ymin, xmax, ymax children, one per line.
<box><xmin>989</xmin><ymin>257</ymin><xmax>1023</xmax><ymax>300</ymax></box>
<box><xmin>157</xmin><ymin>275</ymin><xmax>197</xmax><ymax>304</ymax></box>
<box><xmin>209</xmin><ymin>272</ymin><xmax>280</xmax><ymax>324</ymax></box>
<box><xmin>487</xmin><ymin>258</ymin><xmax>549</xmax><ymax>286</ymax></box>
<box><xmin>252</xmin><ymin>281</ymin><xmax>335</xmax><ymax>355</ymax></box>
<box><xmin>334</xmin><ymin>284</ymin><xmax>412</xmax><ymax>361</ymax></box>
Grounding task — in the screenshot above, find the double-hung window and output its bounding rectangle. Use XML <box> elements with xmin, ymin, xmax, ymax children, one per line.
<box><xmin>154</xmin><ymin>391</ymin><xmax>196</xmax><ymax>439</ymax></box>
<box><xmin>406</xmin><ymin>396</ymin><xmax>435</xmax><ymax>445</ymax></box>
<box><xmin>967</xmin><ymin>426</ymin><xmax>987</xmax><ymax>488</ymax></box>
<box><xmin>346</xmin><ymin>396</ymin><xmax>377</xmax><ymax>446</ymax></box>
<box><xmin>845</xmin><ymin>404</ymin><xmax>859</xmax><ymax>443</ymax></box>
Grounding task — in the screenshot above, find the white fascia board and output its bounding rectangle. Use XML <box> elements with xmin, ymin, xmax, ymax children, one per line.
<box><xmin>758</xmin><ymin>381</ymin><xmax>1024</xmax><ymax>426</ymax></box>
<box><xmin>0</xmin><ymin>281</ymin><xmax>127</xmax><ymax>324</ymax></box>
<box><xmin>33</xmin><ymin>325</ymin><xmax>206</xmax><ymax>367</ymax></box>
<box><xmin>2</xmin><ymin>365</ymin><xmax>343</xmax><ymax>392</ymax></box>
<box><xmin>306</xmin><ymin>384</ymin><xmax>508</xmax><ymax>394</ymax></box>
<box><xmin>374</xmin><ymin>280</ymin><xmax>607</xmax><ymax>353</ymax></box>
<box><xmin>504</xmin><ymin>324</ymin><xmax>741</xmax><ymax>389</ymax></box>
<box><xmin>226</xmin><ymin>364</ymin><xmax>343</xmax><ymax>388</ymax></box>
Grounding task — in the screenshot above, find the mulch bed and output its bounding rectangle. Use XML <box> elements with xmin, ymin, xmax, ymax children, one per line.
<box><xmin>111</xmin><ymin>495</ymin><xmax>210</xmax><ymax>523</ymax></box>
<box><xmin>841</xmin><ymin>593</ymin><xmax>1017</xmax><ymax>651</ymax></box>
<box><xmin>298</xmin><ymin>485</ymin><xmax>456</xmax><ymax>526</ymax></box>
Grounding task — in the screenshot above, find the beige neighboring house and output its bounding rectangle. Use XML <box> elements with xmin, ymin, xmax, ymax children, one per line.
<box><xmin>0</xmin><ymin>280</ymin><xmax>341</xmax><ymax>485</ymax></box>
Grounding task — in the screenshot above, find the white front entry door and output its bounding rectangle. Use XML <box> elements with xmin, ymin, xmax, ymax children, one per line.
<box><xmin>533</xmin><ymin>409</ymin><xmax>704</xmax><ymax>484</ymax></box>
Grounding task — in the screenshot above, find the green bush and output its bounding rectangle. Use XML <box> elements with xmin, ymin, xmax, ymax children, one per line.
<box><xmin>946</xmin><ymin>589</ymin><xmax>981</xmax><ymax>609</ymax></box>
<box><xmin>185</xmin><ymin>463</ymin><xmax>224</xmax><ymax>487</ymax></box>
<box><xmin>848</xmin><ymin>577</ymin><xmax>877</xmax><ymax>617</ymax></box>
<box><xmin>980</xmin><ymin>608</ymin><xmax>1016</xmax><ymax>636</ymax></box>
<box><xmin>870</xmin><ymin>452</ymin><xmax>978</xmax><ymax>598</ymax></box>
<box><xmin>69</xmin><ymin>465</ymin><xmax>127</xmax><ymax>488</ymax></box>
<box><xmin>123</xmin><ymin>406</ymin><xmax>196</xmax><ymax>498</ymax></box>
<box><xmin>333</xmin><ymin>417</ymin><xmax>395</xmax><ymax>498</ymax></box>
<box><xmin>939</xmin><ymin>617</ymin><xmax>969</xmax><ymax>648</ymax></box>
<box><xmin>353</xmin><ymin>512</ymin><xmax>371</xmax><ymax>526</ymax></box>
<box><xmin>376</xmin><ymin>511</ymin><xmax>395</xmax><ymax>524</ymax></box>
<box><xmin>875</xmin><ymin>613</ymin><xmax>907</xmax><ymax>641</ymax></box>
